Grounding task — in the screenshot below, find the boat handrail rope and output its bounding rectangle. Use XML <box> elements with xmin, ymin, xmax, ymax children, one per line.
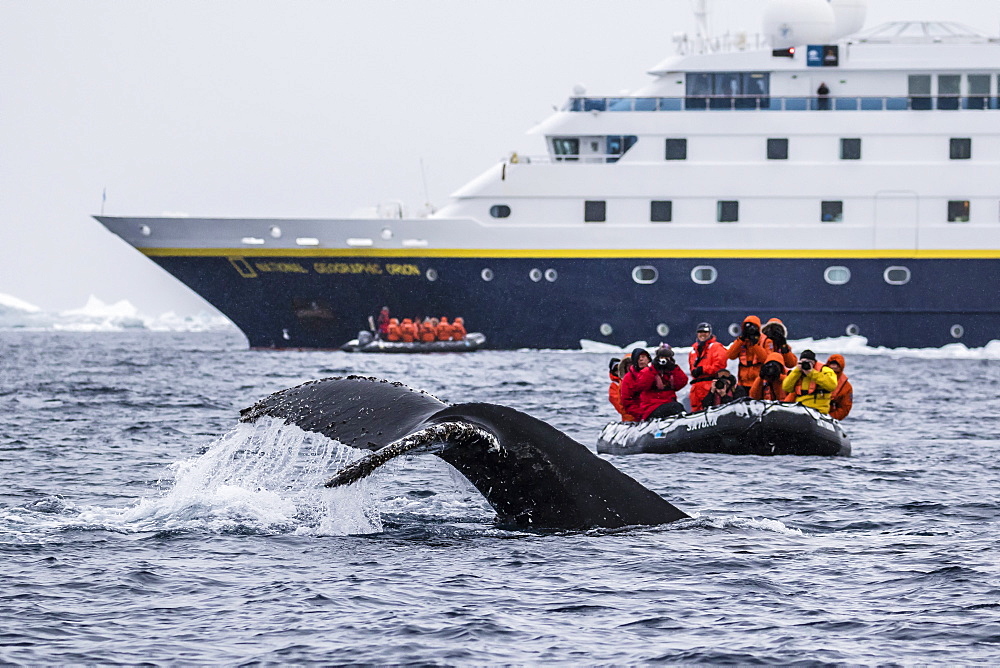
<box><xmin>564</xmin><ymin>95</ymin><xmax>1000</xmax><ymax>112</ymax></box>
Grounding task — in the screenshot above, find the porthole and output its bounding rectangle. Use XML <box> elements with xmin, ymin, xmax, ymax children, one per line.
<box><xmin>490</xmin><ymin>204</ymin><xmax>512</xmax><ymax>219</ymax></box>
<box><xmin>426</xmin><ymin>268</ymin><xmax>438</xmax><ymax>282</ymax></box>
<box><xmin>481</xmin><ymin>268</ymin><xmax>494</xmax><ymax>282</ymax></box>
<box><xmin>600</xmin><ymin>323</ymin><xmax>614</xmax><ymax>336</ymax></box>
<box><xmin>824</xmin><ymin>266</ymin><xmax>851</xmax><ymax>285</ymax></box>
<box><xmin>691</xmin><ymin>265</ymin><xmax>718</xmax><ymax>285</ymax></box>
<box><xmin>380</xmin><ymin>227</ymin><xmax>393</xmax><ymax>240</ymax></box>
<box><xmin>632</xmin><ymin>266</ymin><xmax>658</xmax><ymax>284</ymax></box>
<box><xmin>139</xmin><ymin>224</ymin><xmax>151</xmax><ymax>236</ymax></box>
<box><xmin>846</xmin><ymin>323</ymin><xmax>860</xmax><ymax>336</ymax></box>
<box><xmin>728</xmin><ymin>323</ymin><xmax>741</xmax><ymax>338</ymax></box>
<box><xmin>529</xmin><ymin>268</ymin><xmax>543</xmax><ymax>282</ymax></box>
<box><xmin>884</xmin><ymin>266</ymin><xmax>911</xmax><ymax>285</ymax></box>
<box><xmin>951</xmin><ymin>324</ymin><xmax>964</xmax><ymax>339</ymax></box>
<box><xmin>656</xmin><ymin>323</ymin><xmax>670</xmax><ymax>337</ymax></box>
<box><xmin>544</xmin><ymin>268</ymin><xmax>558</xmax><ymax>282</ymax></box>
<box><xmin>269</xmin><ymin>225</ymin><xmax>282</xmax><ymax>239</ymax></box>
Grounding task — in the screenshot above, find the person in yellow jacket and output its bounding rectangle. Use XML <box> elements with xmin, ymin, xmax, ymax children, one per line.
<box><xmin>781</xmin><ymin>349</ymin><xmax>838</xmax><ymax>414</ymax></box>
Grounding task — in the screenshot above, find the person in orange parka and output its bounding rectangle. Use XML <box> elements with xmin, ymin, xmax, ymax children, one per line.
<box><xmin>608</xmin><ymin>356</ymin><xmax>637</xmax><ymax>422</ymax></box>
<box><xmin>761</xmin><ymin>317</ymin><xmax>798</xmax><ymax>368</ymax></box>
<box><xmin>419</xmin><ymin>318</ymin><xmax>437</xmax><ymax>342</ymax></box>
<box><xmin>749</xmin><ymin>352</ymin><xmax>789</xmax><ymax>401</ymax></box>
<box><xmin>451</xmin><ymin>317</ymin><xmax>467</xmax><ymax>341</ymax></box>
<box><xmin>727</xmin><ymin>315</ymin><xmax>770</xmax><ymax>396</ymax></box>
<box><xmin>688</xmin><ymin>322</ymin><xmax>729</xmax><ymax>412</ymax></box>
<box><xmin>436</xmin><ymin>317</ymin><xmax>453</xmax><ymax>341</ymax></box>
<box><xmin>399</xmin><ymin>318</ymin><xmax>418</xmax><ymax>342</ymax></box>
<box><xmin>826</xmin><ymin>354</ymin><xmax>854</xmax><ymax>420</ymax></box>
<box><xmin>386</xmin><ymin>318</ymin><xmax>401</xmax><ymax>342</ymax></box>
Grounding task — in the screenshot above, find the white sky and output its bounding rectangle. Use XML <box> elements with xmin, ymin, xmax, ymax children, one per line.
<box><xmin>2</xmin><ymin>0</ymin><xmax>997</xmax><ymax>316</ymax></box>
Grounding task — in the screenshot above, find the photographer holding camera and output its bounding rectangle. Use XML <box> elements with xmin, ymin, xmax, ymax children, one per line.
<box><xmin>726</xmin><ymin>315</ymin><xmax>770</xmax><ymax>397</ymax></box>
<box><xmin>701</xmin><ymin>370</ymin><xmax>737</xmax><ymax>409</ymax></box>
<box><xmin>688</xmin><ymin>322</ymin><xmax>729</xmax><ymax>412</ymax></box>
<box><xmin>749</xmin><ymin>353</ymin><xmax>789</xmax><ymax>401</ymax></box>
<box><xmin>761</xmin><ymin>317</ymin><xmax>798</xmax><ymax>368</ymax></box>
<box><xmin>629</xmin><ymin>344</ymin><xmax>688</xmax><ymax>420</ymax></box>
<box><xmin>781</xmin><ymin>349</ymin><xmax>838</xmax><ymax>414</ymax></box>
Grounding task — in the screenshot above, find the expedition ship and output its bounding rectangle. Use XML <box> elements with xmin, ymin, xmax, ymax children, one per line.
<box><xmin>96</xmin><ymin>0</ymin><xmax>1000</xmax><ymax>350</ymax></box>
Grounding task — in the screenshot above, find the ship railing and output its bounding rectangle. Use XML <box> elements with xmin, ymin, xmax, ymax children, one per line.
<box><xmin>564</xmin><ymin>95</ymin><xmax>1000</xmax><ymax>112</ymax></box>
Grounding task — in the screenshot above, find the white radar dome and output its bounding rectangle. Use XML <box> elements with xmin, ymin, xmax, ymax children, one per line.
<box><xmin>763</xmin><ymin>0</ymin><xmax>835</xmax><ymax>48</ymax></box>
<box><xmin>829</xmin><ymin>0</ymin><xmax>868</xmax><ymax>39</ymax></box>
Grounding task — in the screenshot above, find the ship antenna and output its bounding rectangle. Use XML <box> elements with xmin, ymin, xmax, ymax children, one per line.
<box><xmin>692</xmin><ymin>0</ymin><xmax>712</xmax><ymax>53</ymax></box>
<box><xmin>419</xmin><ymin>157</ymin><xmax>432</xmax><ymax>212</ymax></box>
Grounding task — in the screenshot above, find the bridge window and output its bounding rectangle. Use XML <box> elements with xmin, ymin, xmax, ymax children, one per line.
<box><xmin>717</xmin><ymin>201</ymin><xmax>739</xmax><ymax>223</ymax></box>
<box><xmin>665</xmin><ymin>138</ymin><xmax>687</xmax><ymax>160</ymax></box>
<box><xmin>948</xmin><ymin>200</ymin><xmax>970</xmax><ymax>222</ymax></box>
<box><xmin>686</xmin><ymin>72</ymin><xmax>770</xmax><ymax>110</ymax></box>
<box><xmin>650</xmin><ymin>201</ymin><xmax>672</xmax><ymax>222</ymax></box>
<box><xmin>552</xmin><ymin>137</ymin><xmax>579</xmax><ymax>161</ymax></box>
<box><xmin>489</xmin><ymin>204</ymin><xmax>511</xmax><ymax>219</ymax></box>
<box><xmin>767</xmin><ymin>138</ymin><xmax>788</xmax><ymax>160</ymax></box>
<box><xmin>585</xmin><ymin>200</ymin><xmax>606</xmax><ymax>223</ymax></box>
<box><xmin>821</xmin><ymin>201</ymin><xmax>843</xmax><ymax>222</ymax></box>
<box><xmin>950</xmin><ymin>138</ymin><xmax>971</xmax><ymax>160</ymax></box>
<box><xmin>606</xmin><ymin>135</ymin><xmax>638</xmax><ymax>163</ymax></box>
<box><xmin>840</xmin><ymin>138</ymin><xmax>861</xmax><ymax>160</ymax></box>
<box><xmin>968</xmin><ymin>75</ymin><xmax>990</xmax><ymax>109</ymax></box>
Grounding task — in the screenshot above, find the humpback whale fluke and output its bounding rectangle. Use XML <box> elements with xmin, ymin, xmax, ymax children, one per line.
<box><xmin>240</xmin><ymin>376</ymin><xmax>689</xmax><ymax>529</ymax></box>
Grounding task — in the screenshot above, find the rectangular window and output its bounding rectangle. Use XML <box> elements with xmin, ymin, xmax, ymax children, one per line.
<box><xmin>968</xmin><ymin>74</ymin><xmax>990</xmax><ymax>109</ymax></box>
<box><xmin>717</xmin><ymin>201</ymin><xmax>739</xmax><ymax>223</ymax></box>
<box><xmin>950</xmin><ymin>138</ymin><xmax>972</xmax><ymax>160</ymax></box>
<box><xmin>840</xmin><ymin>138</ymin><xmax>862</xmax><ymax>160</ymax></box>
<box><xmin>938</xmin><ymin>74</ymin><xmax>961</xmax><ymax>109</ymax></box>
<box><xmin>552</xmin><ymin>137</ymin><xmax>579</xmax><ymax>162</ymax></box>
<box><xmin>821</xmin><ymin>201</ymin><xmax>844</xmax><ymax>222</ymax></box>
<box><xmin>909</xmin><ymin>74</ymin><xmax>932</xmax><ymax>110</ymax></box>
<box><xmin>650</xmin><ymin>201</ymin><xmax>672</xmax><ymax>222</ymax></box>
<box><xmin>584</xmin><ymin>200</ymin><xmax>606</xmax><ymax>223</ymax></box>
<box><xmin>948</xmin><ymin>200</ymin><xmax>970</xmax><ymax>223</ymax></box>
<box><xmin>665</xmin><ymin>138</ymin><xmax>687</xmax><ymax>160</ymax></box>
<box><xmin>767</xmin><ymin>138</ymin><xmax>788</xmax><ymax>160</ymax></box>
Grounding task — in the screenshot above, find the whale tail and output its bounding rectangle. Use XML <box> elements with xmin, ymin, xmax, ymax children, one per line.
<box><xmin>242</xmin><ymin>376</ymin><xmax>688</xmax><ymax>529</ymax></box>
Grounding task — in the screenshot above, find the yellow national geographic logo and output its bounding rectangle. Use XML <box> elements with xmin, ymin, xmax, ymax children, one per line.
<box><xmin>228</xmin><ymin>257</ymin><xmax>257</xmax><ymax>278</ymax></box>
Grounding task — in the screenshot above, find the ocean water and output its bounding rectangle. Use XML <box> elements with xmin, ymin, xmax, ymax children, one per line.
<box><xmin>2</xmin><ymin>329</ymin><xmax>1000</xmax><ymax>664</ymax></box>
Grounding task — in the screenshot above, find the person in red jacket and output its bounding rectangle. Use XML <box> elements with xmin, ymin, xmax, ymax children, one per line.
<box><xmin>826</xmin><ymin>354</ymin><xmax>854</xmax><ymax>420</ymax></box>
<box><xmin>688</xmin><ymin>322</ymin><xmax>729</xmax><ymax>412</ymax></box>
<box><xmin>376</xmin><ymin>306</ymin><xmax>390</xmax><ymax>339</ymax></box>
<box><xmin>761</xmin><ymin>317</ymin><xmax>798</xmax><ymax>368</ymax></box>
<box><xmin>619</xmin><ymin>347</ymin><xmax>652</xmax><ymax>420</ymax></box>
<box><xmin>749</xmin><ymin>352</ymin><xmax>789</xmax><ymax>401</ymax></box>
<box><xmin>632</xmin><ymin>345</ymin><xmax>688</xmax><ymax>420</ymax></box>
<box><xmin>727</xmin><ymin>315</ymin><xmax>770</xmax><ymax>397</ymax></box>
<box><xmin>608</xmin><ymin>356</ymin><xmax>637</xmax><ymax>422</ymax></box>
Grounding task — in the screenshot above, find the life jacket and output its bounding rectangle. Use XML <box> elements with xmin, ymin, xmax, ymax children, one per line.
<box><xmin>688</xmin><ymin>335</ymin><xmax>727</xmax><ymax>383</ymax></box>
<box><xmin>829</xmin><ymin>371</ymin><xmax>853</xmax><ymax>421</ymax></box>
<box><xmin>452</xmin><ymin>318</ymin><xmax>467</xmax><ymax>341</ymax></box>
<box><xmin>436</xmin><ymin>317</ymin><xmax>452</xmax><ymax>341</ymax></box>
<box><xmin>377</xmin><ymin>309</ymin><xmax>390</xmax><ymax>334</ymax></box>
<box><xmin>386</xmin><ymin>318</ymin><xmax>401</xmax><ymax>342</ymax></box>
<box><xmin>400</xmin><ymin>319</ymin><xmax>417</xmax><ymax>343</ymax></box>
<box><xmin>419</xmin><ymin>320</ymin><xmax>436</xmax><ymax>342</ymax></box>
<box><xmin>782</xmin><ymin>361</ymin><xmax>838</xmax><ymax>414</ymax></box>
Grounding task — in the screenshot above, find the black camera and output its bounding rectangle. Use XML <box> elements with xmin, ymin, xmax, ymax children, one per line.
<box><xmin>653</xmin><ymin>355</ymin><xmax>674</xmax><ymax>371</ymax></box>
<box><xmin>714</xmin><ymin>379</ymin><xmax>727</xmax><ymax>390</ymax></box>
<box><xmin>800</xmin><ymin>360</ymin><xmax>813</xmax><ymax>371</ymax></box>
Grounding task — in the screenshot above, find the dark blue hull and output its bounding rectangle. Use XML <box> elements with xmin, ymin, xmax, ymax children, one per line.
<box><xmin>149</xmin><ymin>253</ymin><xmax>1000</xmax><ymax>349</ymax></box>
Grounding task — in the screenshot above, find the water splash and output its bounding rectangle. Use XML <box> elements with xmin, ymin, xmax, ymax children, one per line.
<box><xmin>121</xmin><ymin>416</ymin><xmax>383</xmax><ymax>535</ymax></box>
<box><xmin>1</xmin><ymin>417</ymin><xmax>383</xmax><ymax>540</ymax></box>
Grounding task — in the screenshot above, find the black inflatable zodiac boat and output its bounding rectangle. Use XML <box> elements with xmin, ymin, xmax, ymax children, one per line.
<box><xmin>341</xmin><ymin>331</ymin><xmax>486</xmax><ymax>353</ymax></box>
<box><xmin>596</xmin><ymin>399</ymin><xmax>851</xmax><ymax>457</ymax></box>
